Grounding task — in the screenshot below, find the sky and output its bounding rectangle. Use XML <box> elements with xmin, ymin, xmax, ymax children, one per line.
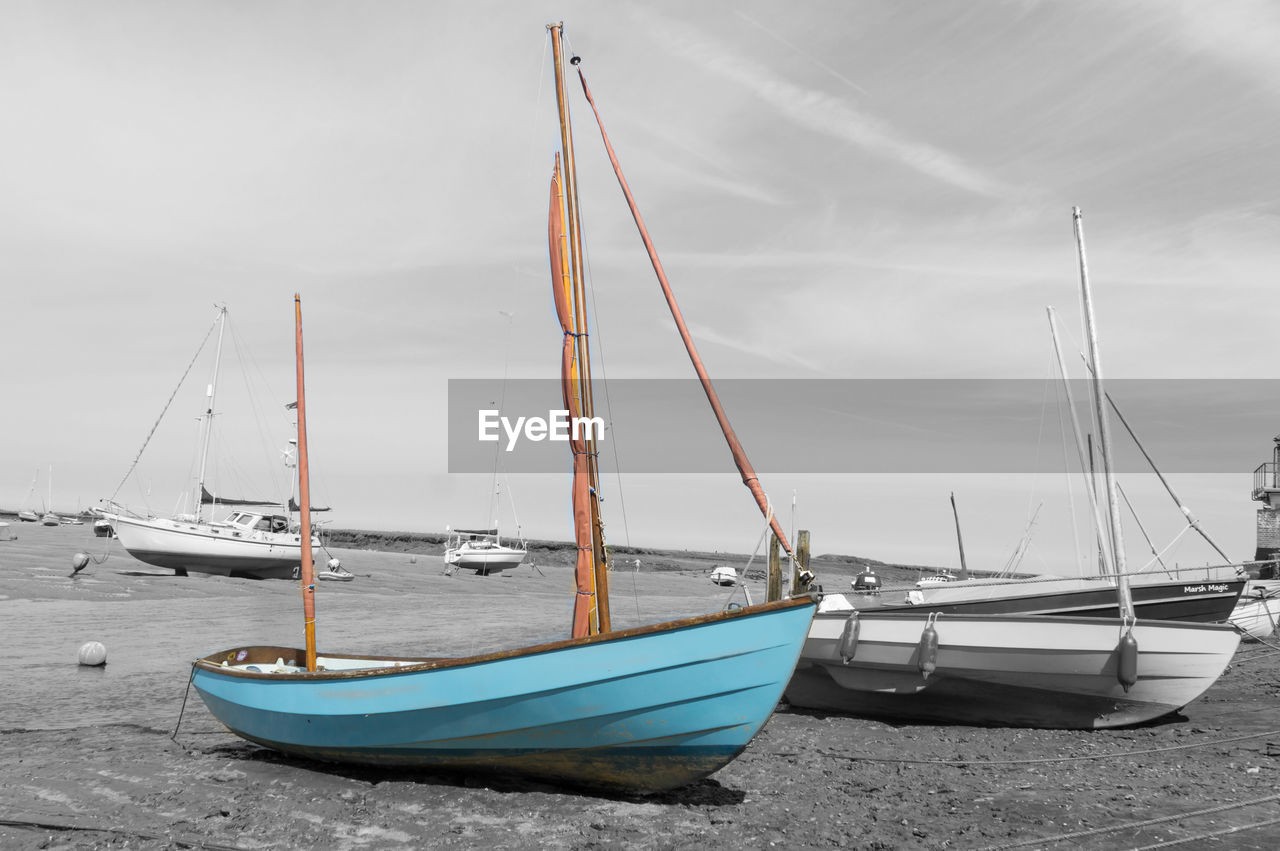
<box><xmin>3</xmin><ymin>1</ymin><xmax>1279</xmax><ymax>576</ymax></box>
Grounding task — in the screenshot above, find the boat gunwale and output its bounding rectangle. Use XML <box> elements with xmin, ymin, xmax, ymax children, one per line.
<box><xmin>811</xmin><ymin>609</ymin><xmax>1243</xmax><ymax>631</ymax></box>
<box><xmin>194</xmin><ymin>594</ymin><xmax>817</xmax><ymax>681</ymax></box>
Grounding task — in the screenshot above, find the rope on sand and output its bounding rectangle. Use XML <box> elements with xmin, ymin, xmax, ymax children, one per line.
<box><xmin>0</xmin><ymin>812</ymin><xmax>246</xmax><ymax>850</ymax></box>
<box><xmin>812</xmin><ymin>727</ymin><xmax>1280</xmax><ymax>767</ymax></box>
<box><xmin>1129</xmin><ymin>814</ymin><xmax>1280</xmax><ymax>849</ymax></box>
<box><xmin>977</xmin><ymin>792</ymin><xmax>1280</xmax><ymax>850</ymax></box>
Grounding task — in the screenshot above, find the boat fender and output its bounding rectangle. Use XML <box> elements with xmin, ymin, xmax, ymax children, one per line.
<box><xmin>1117</xmin><ymin>629</ymin><xmax>1139</xmax><ymax>692</ymax></box>
<box><xmin>917</xmin><ymin>615</ymin><xmax>939</xmax><ymax>679</ymax></box>
<box><xmin>838</xmin><ymin>612</ymin><xmax>860</xmax><ymax>664</ymax></box>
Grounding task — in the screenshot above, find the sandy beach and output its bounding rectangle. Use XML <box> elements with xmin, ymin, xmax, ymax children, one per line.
<box><xmin>2</xmin><ymin>522</ymin><xmax>1279</xmax><ymax>850</ymax></box>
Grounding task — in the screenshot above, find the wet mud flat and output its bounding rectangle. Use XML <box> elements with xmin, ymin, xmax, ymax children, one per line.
<box><xmin>2</xmin><ymin>525</ymin><xmax>1279</xmax><ymax>849</ymax></box>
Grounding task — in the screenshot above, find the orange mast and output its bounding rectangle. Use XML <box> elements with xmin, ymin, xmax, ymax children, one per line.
<box><xmin>549</xmin><ymin>22</ymin><xmax>611</xmax><ymax>634</ymax></box>
<box><xmin>294</xmin><ymin>294</ymin><xmax>317</xmax><ymax>671</ymax></box>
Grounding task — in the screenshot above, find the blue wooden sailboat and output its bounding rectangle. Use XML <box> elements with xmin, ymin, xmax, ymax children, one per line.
<box><xmin>191</xmin><ymin>24</ymin><xmax>816</xmax><ymax>794</ymax></box>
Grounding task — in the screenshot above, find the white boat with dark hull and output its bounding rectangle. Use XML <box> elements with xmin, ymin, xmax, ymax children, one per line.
<box><xmin>108</xmin><ymin>509</ymin><xmax>315</xmax><ymax>579</ymax></box>
<box><xmin>444</xmin><ymin>529</ymin><xmax>527</xmax><ymax>575</ymax></box>
<box><xmin>834</xmin><ymin>566</ymin><xmax>1245</xmax><ymax>624</ymax></box>
<box><xmin>786</xmin><ymin>608</ymin><xmax>1240</xmax><ymax>729</ymax></box>
<box><xmin>788</xmin><ymin>209</ymin><xmax>1243</xmax><ymax>729</ymax></box>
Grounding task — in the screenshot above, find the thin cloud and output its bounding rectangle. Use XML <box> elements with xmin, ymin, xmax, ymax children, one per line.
<box><xmin>684</xmin><ymin>320</ymin><xmax>823</xmax><ymax>373</ymax></box>
<box><xmin>1153</xmin><ymin>1</ymin><xmax>1280</xmax><ymax>83</ymax></box>
<box><xmin>653</xmin><ymin>15</ymin><xmax>1014</xmax><ymax>199</ymax></box>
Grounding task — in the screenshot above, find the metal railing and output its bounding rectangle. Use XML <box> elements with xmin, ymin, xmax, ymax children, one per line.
<box><xmin>1254</xmin><ymin>462</ymin><xmax>1279</xmax><ymax>495</ymax></box>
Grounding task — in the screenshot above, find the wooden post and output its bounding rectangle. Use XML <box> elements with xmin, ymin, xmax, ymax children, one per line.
<box><xmin>792</xmin><ymin>529</ymin><xmax>810</xmax><ymax>595</ymax></box>
<box><xmin>766</xmin><ymin>532</ymin><xmax>782</xmax><ymax>602</ymax></box>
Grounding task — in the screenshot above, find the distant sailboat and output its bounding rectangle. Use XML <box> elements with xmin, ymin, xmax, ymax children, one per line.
<box><xmin>17</xmin><ymin>468</ymin><xmax>39</xmax><ymax>522</ymax></box>
<box><xmin>100</xmin><ymin>306</ymin><xmax>321</xmax><ymax>579</ymax></box>
<box><xmin>40</xmin><ymin>465</ymin><xmax>59</xmax><ymax>526</ymax></box>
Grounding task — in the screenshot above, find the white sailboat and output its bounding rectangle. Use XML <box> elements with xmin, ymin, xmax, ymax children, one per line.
<box><xmin>101</xmin><ymin>307</ymin><xmax>320</xmax><ymax>579</ymax></box>
<box><xmin>785</xmin><ymin>208</ymin><xmax>1240</xmax><ymax>729</ymax></box>
<box><xmin>444</xmin><ymin>528</ymin><xmax>527</xmax><ymax>575</ymax></box>
<box><xmin>446</xmin><ymin>437</ymin><xmax>527</xmax><ymax>574</ymax></box>
<box><xmin>17</xmin><ymin>468</ymin><xmax>39</xmax><ymax>522</ymax></box>
<box><xmin>40</xmin><ymin>465</ymin><xmax>59</xmax><ymax>526</ymax></box>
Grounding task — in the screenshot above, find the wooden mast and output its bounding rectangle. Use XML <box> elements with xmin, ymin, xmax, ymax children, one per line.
<box><xmin>1072</xmin><ymin>208</ymin><xmax>1134</xmax><ymax>618</ymax></box>
<box><xmin>549</xmin><ymin>22</ymin><xmax>610</xmax><ymax>633</ymax></box>
<box><xmin>949</xmin><ymin>492</ymin><xmax>969</xmax><ymax>581</ymax></box>
<box><xmin>294</xmin><ymin>294</ymin><xmax>317</xmax><ymax>670</ymax></box>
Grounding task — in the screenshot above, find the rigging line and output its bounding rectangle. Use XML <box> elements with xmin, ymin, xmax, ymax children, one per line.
<box><xmin>1068</xmin><ymin>346</ymin><xmax>1232</xmax><ymax>564</ymax></box>
<box><xmin>722</xmin><ymin>501</ymin><xmax>775</xmax><ymax>610</ymax></box>
<box><xmin>489</xmin><ymin>311</ymin><xmax>515</xmax><ymax>528</ymax></box>
<box><xmin>109</xmin><ymin>312</ymin><xmax>221</xmax><ymax>503</ymax></box>
<box><xmin>1025</xmin><ymin>350</ymin><xmax>1054</xmax><ymax>525</ymax></box>
<box><xmin>578</xmin><ymin>199</ymin><xmax>632</xmax><ymax>551</ymax></box>
<box><xmin>1116</xmin><ymin>480</ymin><xmax>1172</xmax><ymax>577</ymax></box>
<box><xmin>1136</xmin><ymin>523</ymin><xmax>1193</xmax><ymax>573</ymax></box>
<box><xmin>524</xmin><ymin>31</ymin><xmax>553</xmax><ymax>181</ymax></box>
<box><xmin>227</xmin><ymin>318</ymin><xmax>290</xmax><ymax>502</ymax></box>
<box><xmin>1051</xmin><ymin>362</ymin><xmax>1085</xmax><ymax>577</ymax></box>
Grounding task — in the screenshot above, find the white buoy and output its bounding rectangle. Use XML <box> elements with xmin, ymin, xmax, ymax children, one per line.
<box><xmin>327</xmin><ymin>558</ymin><xmax>342</xmax><ymax>571</ymax></box>
<box><xmin>78</xmin><ymin>641</ymin><xmax>107</xmax><ymax>667</ymax></box>
<box><xmin>71</xmin><ymin>552</ymin><xmax>91</xmax><ymax>575</ymax></box>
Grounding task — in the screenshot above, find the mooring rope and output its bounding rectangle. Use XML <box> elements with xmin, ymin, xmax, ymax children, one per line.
<box><xmin>1128</xmin><ymin>813</ymin><xmax>1280</xmax><ymax>849</ymax></box>
<box><xmin>0</xmin><ymin>812</ymin><xmax>245</xmax><ymax>850</ymax></box>
<box><xmin>811</xmin><ymin>727</ymin><xmax>1280</xmax><ymax>767</ymax></box>
<box><xmin>171</xmin><ymin>662</ymin><xmax>197</xmax><ymax>742</ymax></box>
<box><xmin>980</xmin><ymin>792</ymin><xmax>1280</xmax><ymax>850</ymax></box>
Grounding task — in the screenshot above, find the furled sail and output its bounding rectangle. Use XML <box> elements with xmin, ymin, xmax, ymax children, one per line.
<box><xmin>200</xmin><ymin>486</ymin><xmax>279</xmax><ymax>507</ymax></box>
<box><xmin>287</xmin><ymin>497</ymin><xmax>332</xmax><ymax>513</ymax></box>
<box><xmin>550</xmin><ymin>156</ymin><xmax>598</xmax><ymax>639</ymax></box>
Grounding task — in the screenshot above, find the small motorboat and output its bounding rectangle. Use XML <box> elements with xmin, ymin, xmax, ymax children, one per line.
<box><xmin>710</xmin><ymin>566</ymin><xmax>738</xmax><ymax>586</ymax></box>
<box><xmin>316</xmin><ymin>559</ymin><xmax>353</xmax><ymax>582</ymax></box>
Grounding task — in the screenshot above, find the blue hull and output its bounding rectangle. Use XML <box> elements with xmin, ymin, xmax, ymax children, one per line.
<box><xmin>192</xmin><ymin>597</ymin><xmax>815</xmax><ymax>793</ymax></box>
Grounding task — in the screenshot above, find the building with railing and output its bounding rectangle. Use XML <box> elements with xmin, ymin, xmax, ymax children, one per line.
<box><xmin>1253</xmin><ymin>436</ymin><xmax>1280</xmax><ymax>570</ymax></box>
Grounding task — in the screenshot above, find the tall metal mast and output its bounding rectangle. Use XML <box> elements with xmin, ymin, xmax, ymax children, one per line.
<box><xmin>1073</xmin><ymin>208</ymin><xmax>1134</xmax><ymax>617</ymax></box>
<box><xmin>194</xmin><ymin>305</ymin><xmax>228</xmax><ymax>521</ymax></box>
